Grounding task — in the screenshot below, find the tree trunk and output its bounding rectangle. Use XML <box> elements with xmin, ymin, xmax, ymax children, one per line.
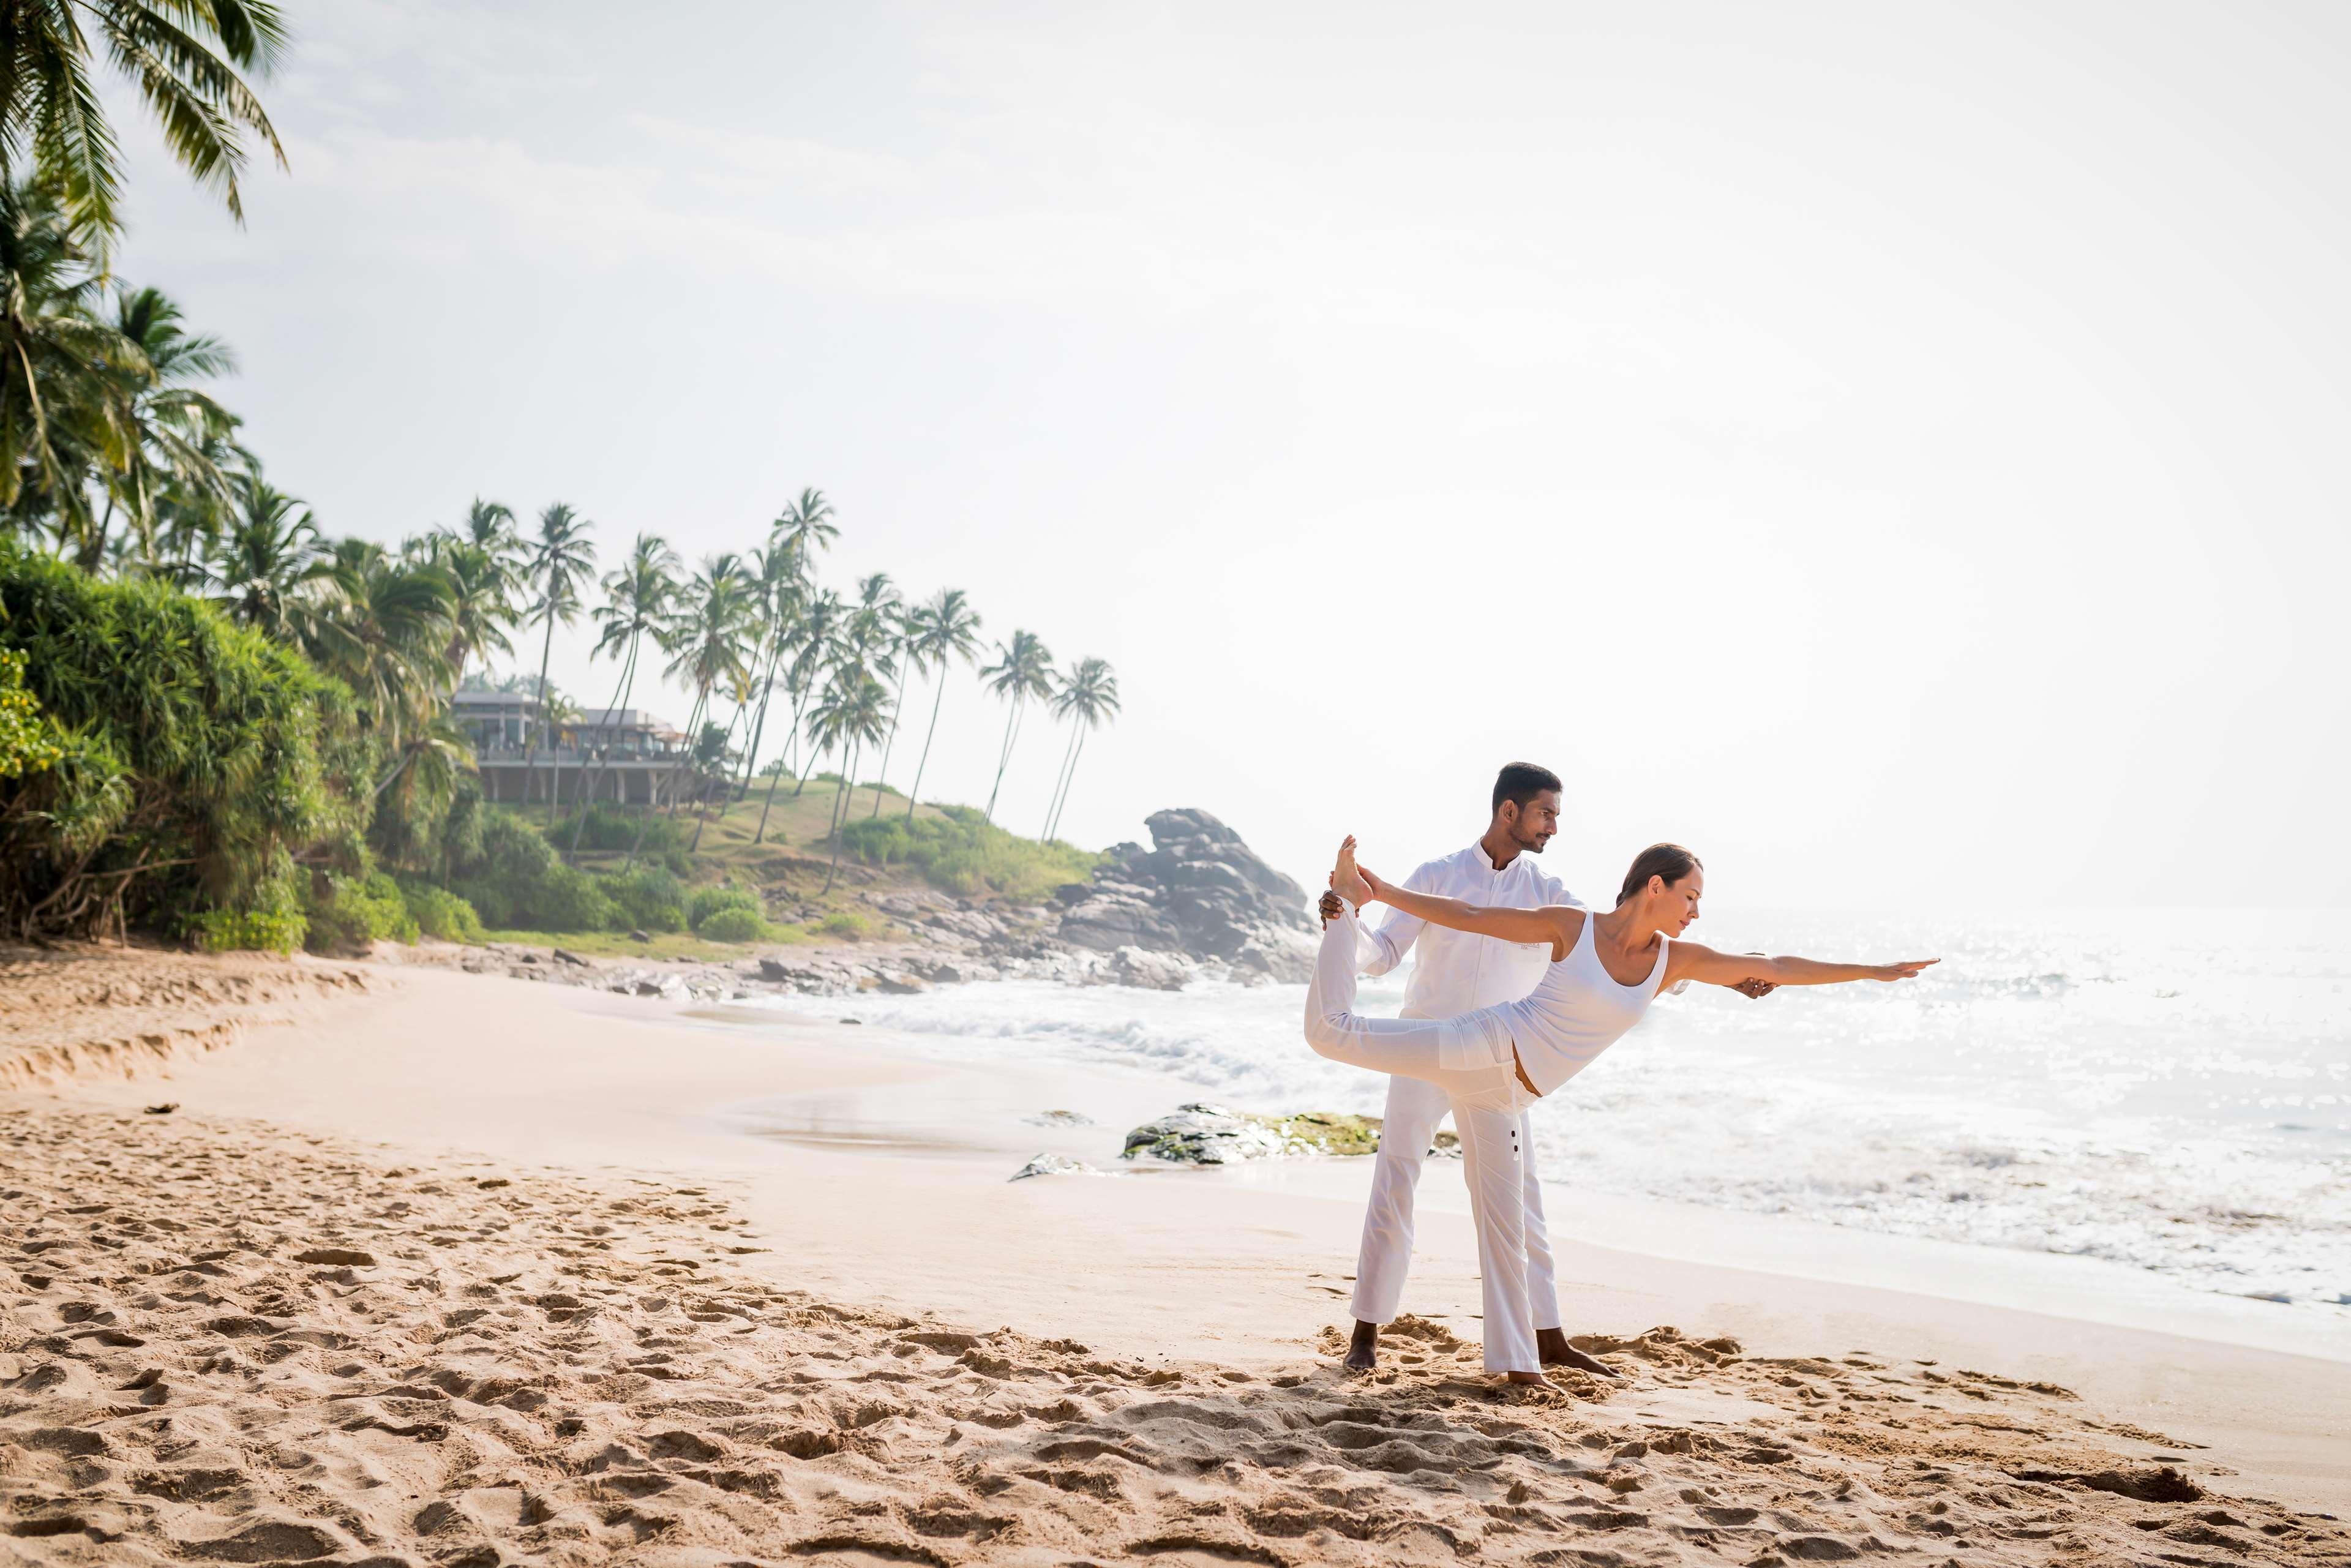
<box><xmin>733</xmin><ymin>638</ymin><xmax>786</xmax><ymax>799</ymax></box>
<box><xmin>689</xmin><ymin>698</ymin><xmax>751</xmax><ymax>852</ymax></box>
<box><xmin>629</xmin><ymin>685</ymin><xmax>702</xmax><ymax>867</ymax></box>
<box><xmin>983</xmin><ymin>697</ymin><xmax>1024</xmax><ymax>823</ymax></box>
<box><xmin>870</xmin><ymin>657</ymin><xmax>905</xmax><ymax>817</ymax></box>
<box><xmin>1042</xmin><ymin>718</ymin><xmax>1080</xmax><ymax>840</ymax></box>
<box><xmin>564</xmin><ymin>639</ymin><xmax>637</xmax><ymax>858</ymax></box>
<box><xmin>821</xmin><ymin>749</ymin><xmax>854</xmax><ymax>895</ymax></box>
<box><xmin>906</xmin><ymin>675</ymin><xmax>948</xmax><ymax>821</ymax></box>
<box><xmin>1049</xmin><ymin>730</ymin><xmax>1087</xmax><ymax>841</ymax></box>
<box><xmin>524</xmin><ymin>609</ymin><xmax>555</xmax><ymax>823</ymax></box>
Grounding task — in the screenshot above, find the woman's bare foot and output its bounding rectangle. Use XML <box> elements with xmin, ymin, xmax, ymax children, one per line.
<box><xmin>1332</xmin><ymin>836</ymin><xmax>1373</xmax><ymax>908</ymax></box>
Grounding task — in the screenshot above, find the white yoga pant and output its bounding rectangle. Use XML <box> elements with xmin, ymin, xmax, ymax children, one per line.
<box><xmin>1303</xmin><ymin>906</ymin><xmax>1545</xmax><ymax>1374</ymax></box>
<box><xmin>1352</xmin><ymin>1067</ymin><xmax>1561</xmax><ymax>1338</ymax></box>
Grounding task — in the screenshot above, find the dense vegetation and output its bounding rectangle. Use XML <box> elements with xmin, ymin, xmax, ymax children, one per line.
<box><xmin>839</xmin><ymin>806</ymin><xmax>1098</xmax><ymax>902</ymax></box>
<box><xmin>0</xmin><ymin>17</ymin><xmax>1123</xmax><ymax>952</ymax></box>
<box><xmin>0</xmin><ymin>545</ymin><xmax>363</xmax><ymax>942</ymax></box>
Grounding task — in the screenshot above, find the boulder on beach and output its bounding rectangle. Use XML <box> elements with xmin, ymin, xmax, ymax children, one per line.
<box><xmin>1010</xmin><ymin>1152</ymin><xmax>1106</xmax><ymax>1180</ymax></box>
<box><xmin>1120</xmin><ymin>1103</ymin><xmax>1384</xmax><ymax>1165</ymax></box>
<box><xmin>1056</xmin><ymin>809</ymin><xmax>1317</xmax><ymax>983</ymax></box>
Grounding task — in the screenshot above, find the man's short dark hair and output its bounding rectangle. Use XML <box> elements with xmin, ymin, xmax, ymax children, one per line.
<box><xmin>1493</xmin><ymin>762</ymin><xmax>1563</xmax><ymax>814</ymax></box>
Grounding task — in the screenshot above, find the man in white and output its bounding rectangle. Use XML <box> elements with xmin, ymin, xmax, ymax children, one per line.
<box><xmin>1319</xmin><ymin>762</ymin><xmax>1771</xmax><ymax>1375</ymax></box>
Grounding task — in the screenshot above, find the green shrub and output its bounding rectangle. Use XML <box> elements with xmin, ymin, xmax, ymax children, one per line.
<box><xmin>688</xmin><ymin>883</ymin><xmax>762</xmax><ymax>931</ymax></box>
<box><xmin>599</xmin><ymin>865</ymin><xmax>687</xmax><ymax>932</ymax></box>
<box><xmin>535</xmin><ymin>863</ymin><xmax>620</xmax><ymax>932</ymax></box>
<box><xmin>562</xmin><ymin>802</ymin><xmax>688</xmax><ymax>858</ymax></box>
<box><xmin>695</xmin><ymin>906</ymin><xmax>766</xmax><ymax>943</ymax></box>
<box><xmin>837</xmin><ymin>805</ymin><xmax>1100</xmax><ymax>902</ymax></box>
<box><xmin>399</xmin><ymin>881</ymin><xmax>485</xmax><ymax>943</ymax></box>
<box><xmin>444</xmin><ymin>811</ymin><xmax>613</xmax><ymax>931</ymax></box>
<box><xmin>0</xmin><ymin>544</ymin><xmax>367</xmax><ymax>941</ymax></box>
<box><xmin>304</xmin><ymin>870</ymin><xmax>418</xmax><ymax>953</ymax></box>
<box><xmin>190</xmin><ymin>907</ymin><xmax>307</xmax><ymax>955</ymax></box>
<box><xmin>0</xmin><ymin>647</ymin><xmax>64</xmax><ymax>781</ymax></box>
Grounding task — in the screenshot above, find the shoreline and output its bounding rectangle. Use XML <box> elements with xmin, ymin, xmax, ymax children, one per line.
<box><xmin>703</xmin><ymin>1002</ymin><xmax>2350</xmax><ymax>1368</ymax></box>
<box><xmin>6</xmin><ymin>948</ymin><xmax>2349</xmax><ymax>1560</ymax></box>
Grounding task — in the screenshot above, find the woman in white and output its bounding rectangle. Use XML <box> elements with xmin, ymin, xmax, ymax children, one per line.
<box><xmin>1306</xmin><ymin>836</ymin><xmax>1936</xmax><ymax>1382</ymax></box>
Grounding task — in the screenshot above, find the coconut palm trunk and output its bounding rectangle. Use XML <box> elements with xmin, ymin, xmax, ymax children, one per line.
<box><xmin>523</xmin><ymin>610</ymin><xmax>557</xmax><ymax>816</ymax></box>
<box><xmin>733</xmin><ymin>640</ymin><xmax>787</xmax><ymax>798</ymax></box>
<box><xmin>628</xmin><ymin>686</ymin><xmax>705</xmax><ymax>866</ymax></box>
<box><xmin>983</xmin><ymin>696</ymin><xmax>1025</xmax><ymax>823</ymax></box>
<box><xmin>1048</xmin><ymin>730</ymin><xmax>1089</xmax><ymax>841</ymax></box>
<box><xmin>564</xmin><ymin>638</ymin><xmax>639</xmax><ymax>856</ymax></box>
<box><xmin>821</xmin><ymin>752</ymin><xmax>854</xmax><ymax>895</ymax></box>
<box><xmin>870</xmin><ymin>656</ymin><xmax>906</xmax><ymax>817</ymax></box>
<box><xmin>1040</xmin><ymin>715</ymin><xmax>1082</xmax><ymax>839</ymax></box>
<box><xmin>689</xmin><ymin>697</ymin><xmax>752</xmax><ymax>852</ymax></box>
<box><xmin>754</xmin><ymin>673</ymin><xmax>812</xmax><ymax>843</ymax></box>
<box><xmin>904</xmin><ymin>677</ymin><xmax>948</xmax><ymax>822</ymax></box>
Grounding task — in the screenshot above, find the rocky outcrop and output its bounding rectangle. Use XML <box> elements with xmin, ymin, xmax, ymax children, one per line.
<box><xmin>1120</xmin><ymin>1103</ymin><xmax>1385</xmax><ymax>1165</ymax></box>
<box><xmin>392</xmin><ymin>806</ymin><xmax>1321</xmax><ymax>1002</ymax></box>
<box><xmin>1055</xmin><ymin>808</ymin><xmax>1318</xmax><ymax>983</ymax></box>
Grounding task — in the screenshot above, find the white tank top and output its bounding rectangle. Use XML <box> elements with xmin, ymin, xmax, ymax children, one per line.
<box><xmin>1495</xmin><ymin>910</ymin><xmax>1670</xmax><ymax>1095</ymax></box>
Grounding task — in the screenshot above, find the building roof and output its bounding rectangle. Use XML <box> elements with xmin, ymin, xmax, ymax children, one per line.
<box><xmin>452</xmin><ymin>689</ymin><xmax>539</xmax><ymax>710</ymax></box>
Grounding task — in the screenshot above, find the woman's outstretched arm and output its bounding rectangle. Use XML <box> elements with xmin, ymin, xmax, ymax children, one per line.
<box><xmin>1338</xmin><ymin>838</ymin><xmax>1581</xmax><ymax>951</ymax></box>
<box><xmin>1667</xmin><ymin>940</ymin><xmax>1937</xmax><ymax>989</ymax></box>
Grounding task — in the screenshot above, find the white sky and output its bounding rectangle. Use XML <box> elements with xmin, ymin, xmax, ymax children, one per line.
<box><xmin>110</xmin><ymin>1</ymin><xmax>2351</xmax><ymax>908</ymax></box>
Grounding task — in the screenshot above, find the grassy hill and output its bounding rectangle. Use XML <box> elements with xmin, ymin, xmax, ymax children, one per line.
<box><xmin>476</xmin><ymin>777</ymin><xmax>1099</xmax><ymax>960</ymax></box>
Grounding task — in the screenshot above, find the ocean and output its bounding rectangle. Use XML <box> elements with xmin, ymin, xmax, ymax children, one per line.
<box><xmin>743</xmin><ymin>907</ymin><xmax>2350</xmax><ymax>1318</ymax></box>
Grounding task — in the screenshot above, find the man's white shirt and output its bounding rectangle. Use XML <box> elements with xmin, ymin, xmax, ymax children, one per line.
<box><xmin>1355</xmin><ymin>845</ymin><xmax>1584</xmax><ymax>1016</ymax></box>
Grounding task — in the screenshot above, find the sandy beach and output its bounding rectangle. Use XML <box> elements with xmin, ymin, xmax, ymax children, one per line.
<box><xmin>6</xmin><ymin>951</ymin><xmax>2347</xmax><ymax>1565</ymax></box>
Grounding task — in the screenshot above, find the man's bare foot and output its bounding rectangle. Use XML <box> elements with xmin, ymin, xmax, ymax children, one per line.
<box><xmin>1504</xmin><ymin>1370</ymin><xmax>1546</xmax><ymax>1385</ymax></box>
<box><xmin>1344</xmin><ymin>1319</ymin><xmax>1378</xmax><ymax>1372</ymax></box>
<box><xmin>1538</xmin><ymin>1327</ymin><xmax>1620</xmax><ymax>1378</ymax></box>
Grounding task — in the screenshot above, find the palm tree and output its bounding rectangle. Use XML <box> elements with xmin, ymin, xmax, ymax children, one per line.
<box><xmin>808</xmin><ymin>670</ymin><xmax>891</xmax><ymax>895</ymax></box>
<box><xmin>770</xmin><ymin>486</ymin><xmax>838</xmax><ymax>559</ymax></box>
<box><xmin>842</xmin><ymin>572</ymin><xmax>903</xmax><ymax>814</ymax></box>
<box><xmin>153</xmin><ymin>431</ymin><xmax>256</xmax><ymax>582</ymax></box>
<box><xmin>750</xmin><ymin>579</ymin><xmax>831</xmax><ymax>844</ymax></box>
<box><xmin>783</xmin><ymin>588</ymin><xmax>844</xmax><ymax>798</ymax></box>
<box><xmin>0</xmin><ymin>180</ymin><xmax>137</xmax><ymax>546</ymax></box>
<box><xmin>898</xmin><ymin>587</ymin><xmax>981</xmax><ymax>822</ymax></box>
<box><xmin>206</xmin><ymin>473</ymin><xmax>318</xmax><ymax>637</ymax></box>
<box><xmin>453</xmin><ymin>497</ymin><xmax>518</xmax><ymax>560</ymax></box>
<box><xmin>541</xmin><ymin>689</ymin><xmax>580</xmax><ymax>819</ymax></box>
<box><xmin>564</xmin><ymin>531</ymin><xmax>677</xmax><ymax>847</ymax></box>
<box><xmin>649</xmin><ymin>555</ymin><xmax>754</xmax><ymax>842</ymax></box>
<box><xmin>979</xmin><ymin>629</ymin><xmax>1054</xmax><ymax>824</ymax></box>
<box><xmin>730</xmin><ymin>536</ymin><xmax>806</xmax><ymax>800</ymax></box>
<box><xmin>295</xmin><ymin>540</ymin><xmax>463</xmax><ymax>808</ymax></box>
<box><xmin>1042</xmin><ymin>657</ymin><xmax>1120</xmax><ymax>841</ymax></box>
<box><xmin>0</xmin><ymin>0</ymin><xmax>289</xmax><ymax>252</ymax></box>
<box><xmin>517</xmin><ymin>503</ymin><xmax>596</xmax><ymax>816</ymax></box>
<box><xmin>102</xmin><ymin>285</ymin><xmax>236</xmax><ymax>566</ymax></box>
<box><xmin>424</xmin><ymin>536</ymin><xmax>517</xmax><ymax>686</ymax></box>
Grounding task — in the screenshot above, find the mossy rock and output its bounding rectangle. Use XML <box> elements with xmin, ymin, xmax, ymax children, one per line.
<box><xmin>1120</xmin><ymin>1103</ymin><xmax>1385</xmax><ymax>1165</ymax></box>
